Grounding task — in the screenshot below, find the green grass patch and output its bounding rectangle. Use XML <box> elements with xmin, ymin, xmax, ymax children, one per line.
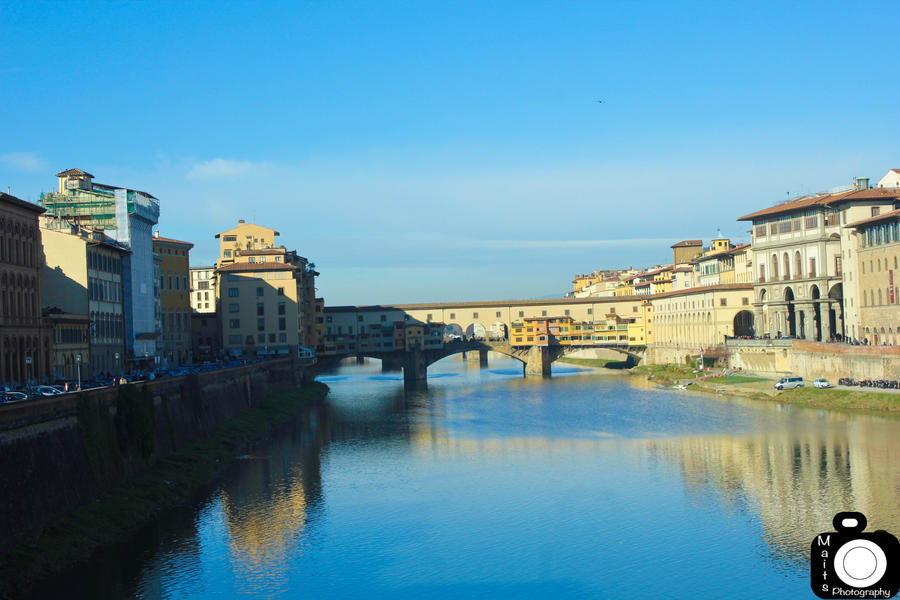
<box><xmin>631</xmin><ymin>363</ymin><xmax>697</xmax><ymax>384</ymax></box>
<box><xmin>762</xmin><ymin>386</ymin><xmax>900</xmax><ymax>413</ymax></box>
<box><xmin>0</xmin><ymin>382</ymin><xmax>328</xmax><ymax>598</ymax></box>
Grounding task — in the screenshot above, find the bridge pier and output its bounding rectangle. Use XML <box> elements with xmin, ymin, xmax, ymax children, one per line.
<box><xmin>402</xmin><ymin>350</ymin><xmax>428</xmax><ymax>389</ymax></box>
<box><xmin>464</xmin><ymin>350</ymin><xmax>489</xmax><ymax>368</ymax></box>
<box><xmin>524</xmin><ymin>346</ymin><xmax>551</xmax><ymax>377</ymax></box>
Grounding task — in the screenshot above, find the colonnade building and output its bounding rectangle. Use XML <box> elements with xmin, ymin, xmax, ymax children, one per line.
<box><xmin>738</xmin><ymin>177</ymin><xmax>900</xmax><ymax>342</ymax></box>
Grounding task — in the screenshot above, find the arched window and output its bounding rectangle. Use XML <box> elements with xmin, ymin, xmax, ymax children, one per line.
<box><xmin>795</xmin><ymin>251</ymin><xmax>802</xmax><ymax>279</ymax></box>
<box><xmin>771</xmin><ymin>255</ymin><xmax>779</xmax><ymax>280</ymax></box>
<box><xmin>783</xmin><ymin>253</ymin><xmax>790</xmax><ymax>281</ymax></box>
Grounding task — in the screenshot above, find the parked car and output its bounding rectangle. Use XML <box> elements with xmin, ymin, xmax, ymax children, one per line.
<box><xmin>774</xmin><ymin>376</ymin><xmax>804</xmax><ymax>391</ymax></box>
<box><xmin>813</xmin><ymin>378</ymin><xmax>831</xmax><ymax>389</ymax></box>
<box><xmin>1</xmin><ymin>391</ymin><xmax>29</xmax><ymax>403</ymax></box>
<box><xmin>33</xmin><ymin>385</ymin><xmax>64</xmax><ymax>397</ymax></box>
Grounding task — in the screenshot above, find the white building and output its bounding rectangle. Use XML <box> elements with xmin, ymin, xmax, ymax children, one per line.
<box><xmin>738</xmin><ymin>176</ymin><xmax>900</xmax><ymax>341</ymax></box>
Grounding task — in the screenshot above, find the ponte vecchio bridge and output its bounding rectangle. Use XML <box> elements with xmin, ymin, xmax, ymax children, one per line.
<box><xmin>320</xmin><ymin>296</ymin><xmax>649</xmax><ymax>387</ymax></box>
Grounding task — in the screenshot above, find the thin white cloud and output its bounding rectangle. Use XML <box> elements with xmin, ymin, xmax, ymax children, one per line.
<box><xmin>185</xmin><ymin>158</ymin><xmax>265</xmax><ymax>180</ymax></box>
<box><xmin>0</xmin><ymin>151</ymin><xmax>46</xmax><ymax>173</ymax></box>
<box><xmin>467</xmin><ymin>238</ymin><xmax>678</xmax><ymax>249</ymax></box>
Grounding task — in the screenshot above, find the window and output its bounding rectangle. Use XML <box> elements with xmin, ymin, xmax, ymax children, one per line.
<box><xmin>256</xmin><ymin>287</ymin><xmax>264</xmax><ymax>296</ymax></box>
<box><xmin>587</xmin><ymin>308</ymin><xmax>592</xmax><ymax>314</ymax></box>
<box><xmin>224</xmin><ymin>249</ymin><xmax>232</xmax><ymax>258</ymax></box>
<box><xmin>229</xmin><ymin>319</ymin><xmax>240</xmax><ymax>328</ymax></box>
<box><xmin>228</xmin><ymin>334</ymin><xmax>241</xmax><ymax>344</ymax></box>
<box><xmin>720</xmin><ymin>298</ymin><xmax>727</xmax><ymax>306</ymax></box>
<box><xmin>278</xmin><ymin>302</ymin><xmax>285</xmax><ymax>315</ymax></box>
<box><xmin>541</xmin><ymin>310</ymin><xmax>547</xmax><ymax>316</ymax></box>
<box><xmin>609</xmin><ymin>307</ymin><xmax>615</xmax><ymax>314</ymax></box>
<box><xmin>277</xmin><ymin>287</ymin><xmax>284</xmax><ymax>296</ymax></box>
<box><xmin>279</xmin><ymin>318</ymin><xmax>286</xmax><ymax>330</ymax></box>
<box><xmin>257</xmin><ymin>303</ymin><xmax>265</xmax><ymax>316</ymax></box>
<box><xmin>381</xmin><ymin>315</ymin><xmax>387</xmax><ymax>322</ymax></box>
<box><xmin>449</xmin><ymin>313</ymin><xmax>455</xmax><ymax>320</ymax></box>
<box><xmin>279</xmin><ymin>333</ymin><xmax>287</xmax><ymax>342</ymax></box>
<box><xmin>229</xmin><ymin>303</ymin><xmax>239</xmax><ymax>313</ymax></box>
<box><xmin>632</xmin><ymin>306</ymin><xmax>638</xmax><ymax>312</ymax></box>
<box><xmin>742</xmin><ymin>297</ymin><xmax>749</xmax><ymax>305</ymax></box>
<box><xmin>809</xmin><ymin>257</ymin><xmax>816</xmax><ymax>278</ymax></box>
<box><xmin>258</xmin><ymin>318</ymin><xmax>265</xmax><ymax>331</ymax></box>
<box><xmin>326</xmin><ymin>315</ymin><xmax>332</xmax><ymax>323</ymax></box>
<box><xmin>258</xmin><ymin>334</ymin><xmax>265</xmax><ymax>343</ymax></box>
<box><xmin>269</xmin><ymin>333</ymin><xmax>276</xmax><ymax>343</ymax></box>
<box><xmin>564</xmin><ymin>309</ymin><xmax>570</xmax><ymax>315</ymax></box>
<box><xmin>473</xmin><ymin>312</ymin><xmax>479</xmax><ymax>319</ymax></box>
<box><xmin>248</xmin><ymin>257</ymin><xmax>256</xmax><ymax>263</ymax></box>
<box><xmin>223</xmin><ymin>235</ymin><xmax>237</xmax><ymax>242</ymax></box>
<box><xmin>228</xmin><ymin>288</ymin><xmax>239</xmax><ymax>297</ymax></box>
<box><xmin>357</xmin><ymin>315</ymin><xmax>364</xmax><ymax>322</ymax></box>
<box><xmin>872</xmin><ymin>207</ymin><xmax>881</xmax><ymax>217</ymax></box>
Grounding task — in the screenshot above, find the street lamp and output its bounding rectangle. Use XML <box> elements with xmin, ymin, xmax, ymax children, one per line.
<box><xmin>76</xmin><ymin>354</ymin><xmax>82</xmax><ymax>391</ymax></box>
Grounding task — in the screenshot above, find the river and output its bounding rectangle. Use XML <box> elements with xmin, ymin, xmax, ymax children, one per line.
<box><xmin>37</xmin><ymin>356</ymin><xmax>900</xmax><ymax>599</ymax></box>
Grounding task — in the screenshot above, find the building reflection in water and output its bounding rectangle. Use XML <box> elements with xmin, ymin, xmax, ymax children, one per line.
<box><xmin>644</xmin><ymin>416</ymin><xmax>900</xmax><ymax>569</ymax></box>
<box><xmin>217</xmin><ymin>403</ymin><xmax>331</xmax><ymax>597</ymax></box>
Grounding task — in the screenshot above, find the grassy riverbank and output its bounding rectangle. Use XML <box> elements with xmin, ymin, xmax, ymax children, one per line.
<box><xmin>0</xmin><ymin>382</ymin><xmax>328</xmax><ymax>598</ymax></box>
<box><xmin>632</xmin><ymin>364</ymin><xmax>900</xmax><ymax>414</ymax></box>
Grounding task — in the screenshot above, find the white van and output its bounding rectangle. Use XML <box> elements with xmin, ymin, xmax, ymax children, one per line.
<box><xmin>775</xmin><ymin>376</ymin><xmax>804</xmax><ymax>390</ymax></box>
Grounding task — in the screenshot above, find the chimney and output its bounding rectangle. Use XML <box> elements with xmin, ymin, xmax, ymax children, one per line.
<box><xmin>856</xmin><ymin>176</ymin><xmax>870</xmax><ymax>191</ymax></box>
<box><xmin>153</xmin><ymin>230</ymin><xmax>159</xmax><ymax>238</ymax></box>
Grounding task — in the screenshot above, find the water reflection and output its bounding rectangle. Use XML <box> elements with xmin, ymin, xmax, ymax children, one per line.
<box><xmin>51</xmin><ymin>356</ymin><xmax>900</xmax><ymax>599</ymax></box>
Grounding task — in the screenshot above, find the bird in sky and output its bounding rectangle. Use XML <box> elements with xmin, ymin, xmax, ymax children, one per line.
<box><xmin>596</xmin><ymin>100</ymin><xmax>605</xmax><ymax>104</ymax></box>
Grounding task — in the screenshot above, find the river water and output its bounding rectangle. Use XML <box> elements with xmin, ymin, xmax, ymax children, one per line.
<box><xmin>44</xmin><ymin>356</ymin><xmax>900</xmax><ymax>599</ymax></box>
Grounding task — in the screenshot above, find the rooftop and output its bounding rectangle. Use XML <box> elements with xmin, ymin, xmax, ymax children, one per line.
<box><xmin>671</xmin><ymin>239</ymin><xmax>703</xmax><ymax>248</ymax></box>
<box><xmin>845</xmin><ymin>208</ymin><xmax>900</xmax><ymax>229</ymax></box>
<box><xmin>738</xmin><ymin>188</ymin><xmax>900</xmax><ymax>221</ymax></box>
<box><xmin>0</xmin><ymin>192</ymin><xmax>46</xmax><ymax>214</ymax></box>
<box><xmin>216</xmin><ymin>262</ymin><xmax>296</xmax><ymax>273</ymax></box>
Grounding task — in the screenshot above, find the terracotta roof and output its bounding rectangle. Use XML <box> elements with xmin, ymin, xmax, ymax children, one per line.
<box><xmin>216</xmin><ymin>262</ymin><xmax>296</xmax><ymax>272</ymax></box>
<box><xmin>56</xmin><ymin>168</ymin><xmax>94</xmax><ymax>178</ymax></box>
<box><xmin>0</xmin><ymin>192</ymin><xmax>46</xmax><ymax>214</ymax></box>
<box><xmin>738</xmin><ymin>188</ymin><xmax>900</xmax><ymax>221</ymax></box>
<box><xmin>845</xmin><ymin>208</ymin><xmax>900</xmax><ymax>229</ymax></box>
<box><xmin>673</xmin><ymin>266</ymin><xmax>693</xmax><ymax>272</ymax></box>
<box><xmin>153</xmin><ymin>235</ymin><xmax>194</xmax><ymax>248</ymax></box>
<box><xmin>671</xmin><ymin>240</ymin><xmax>703</xmax><ymax>248</ymax></box>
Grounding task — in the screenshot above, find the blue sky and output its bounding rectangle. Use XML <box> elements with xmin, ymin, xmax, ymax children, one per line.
<box><xmin>2</xmin><ymin>1</ymin><xmax>899</xmax><ymax>304</ymax></box>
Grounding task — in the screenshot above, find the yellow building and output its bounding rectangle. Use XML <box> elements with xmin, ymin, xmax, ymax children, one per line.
<box><xmin>671</xmin><ymin>239</ymin><xmax>703</xmax><ymax>265</ymax></box>
<box><xmin>216</xmin><ymin>220</ymin><xmax>279</xmax><ymax>263</ymax></box>
<box><xmin>153</xmin><ymin>233</ymin><xmax>193</xmax><ymax>367</ymax></box>
<box><xmin>847</xmin><ymin>209</ymin><xmax>900</xmax><ymax>345</ymax></box>
<box><xmin>40</xmin><ymin>216</ymin><xmax>129</xmax><ymax>377</ymax></box>
<box><xmin>215</xmin><ymin>221</ymin><xmax>318</xmax><ymax>357</ymax></box>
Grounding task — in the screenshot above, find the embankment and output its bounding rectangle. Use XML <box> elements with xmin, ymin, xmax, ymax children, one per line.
<box><xmin>0</xmin><ymin>358</ymin><xmax>318</xmax><ymax>582</ymax></box>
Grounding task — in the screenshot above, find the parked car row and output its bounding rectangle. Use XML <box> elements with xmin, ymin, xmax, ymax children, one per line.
<box><xmin>838</xmin><ymin>377</ymin><xmax>899</xmax><ymax>389</ymax></box>
<box><xmin>0</xmin><ymin>357</ymin><xmax>283</xmax><ymax>405</ymax></box>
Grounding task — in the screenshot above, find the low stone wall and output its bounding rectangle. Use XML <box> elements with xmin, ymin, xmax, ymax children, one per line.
<box><xmin>725</xmin><ymin>340</ymin><xmax>900</xmax><ymax>380</ymax></box>
<box><xmin>0</xmin><ymin>358</ymin><xmax>310</xmax><ymax>550</ymax></box>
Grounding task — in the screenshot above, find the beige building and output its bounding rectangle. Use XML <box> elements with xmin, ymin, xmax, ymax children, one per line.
<box><xmin>44</xmin><ymin>310</ymin><xmax>90</xmax><ymax>383</ymax></box>
<box><xmin>671</xmin><ymin>239</ymin><xmax>703</xmax><ymax>266</ymax></box>
<box><xmin>650</xmin><ymin>284</ymin><xmax>755</xmax><ymax>348</ymax></box>
<box><xmin>40</xmin><ymin>215</ymin><xmax>128</xmax><ymax>377</ymax></box>
<box><xmin>214</xmin><ymin>221</ymin><xmax>318</xmax><ymax>357</ymax></box>
<box><xmin>877</xmin><ymin>169</ymin><xmax>900</xmax><ymax>189</ymax></box>
<box><xmin>190</xmin><ymin>266</ymin><xmax>216</xmax><ymax>313</ymax></box>
<box><xmin>216</xmin><ymin>220</ymin><xmax>279</xmax><ymax>262</ymax></box>
<box><xmin>846</xmin><ymin>209</ymin><xmax>900</xmax><ymax>345</ymax></box>
<box><xmin>153</xmin><ymin>233</ymin><xmax>193</xmax><ymax>367</ymax></box>
<box><xmin>738</xmin><ymin>178</ymin><xmax>900</xmax><ymax>341</ymax></box>
<box><xmin>1</xmin><ymin>192</ymin><xmax>51</xmax><ymax>385</ymax></box>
